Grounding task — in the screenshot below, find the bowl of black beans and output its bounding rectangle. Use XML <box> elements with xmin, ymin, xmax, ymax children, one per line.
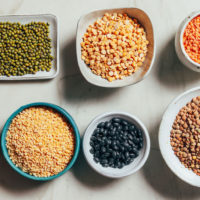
<box><xmin>82</xmin><ymin>112</ymin><xmax>150</xmax><ymax>178</ymax></box>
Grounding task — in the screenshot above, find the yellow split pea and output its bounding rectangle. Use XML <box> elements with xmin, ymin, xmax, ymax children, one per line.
<box><xmin>81</xmin><ymin>13</ymin><xmax>149</xmax><ymax>82</ymax></box>
<box><xmin>6</xmin><ymin>106</ymin><xmax>75</xmax><ymax>177</ymax></box>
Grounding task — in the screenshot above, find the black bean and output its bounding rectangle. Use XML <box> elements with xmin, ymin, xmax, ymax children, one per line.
<box><xmin>94</xmin><ymin>151</ymin><xmax>100</xmax><ymax>157</ymax></box>
<box><xmin>90</xmin><ymin>136</ymin><xmax>96</xmax><ymax>141</ymax></box>
<box><xmin>105</xmin><ymin>121</ymin><xmax>112</xmax><ymax>129</ymax></box>
<box><xmin>116</xmin><ymin>140</ymin><xmax>120</xmax><ymax>146</ymax></box>
<box><xmin>130</xmin><ymin>153</ymin><xmax>136</xmax><ymax>158</ymax></box>
<box><xmin>133</xmin><ymin>137</ymin><xmax>138</xmax><ymax>144</ymax></box>
<box><xmin>128</xmin><ymin>134</ymin><xmax>133</xmax><ymax>140</ymax></box>
<box><xmin>121</xmin><ymin>120</ymin><xmax>128</xmax><ymax>126</ymax></box>
<box><xmin>96</xmin><ymin>137</ymin><xmax>102</xmax><ymax>142</ymax></box>
<box><xmin>123</xmin><ymin>142</ymin><xmax>129</xmax><ymax>148</ymax></box>
<box><xmin>101</xmin><ymin>159</ymin><xmax>108</xmax><ymax>164</ymax></box>
<box><xmin>123</xmin><ymin>125</ymin><xmax>129</xmax><ymax>131</ymax></box>
<box><xmin>113</xmin><ymin>122</ymin><xmax>120</xmax><ymax>127</ymax></box>
<box><xmin>103</xmin><ymin>129</ymin><xmax>108</xmax><ymax>135</ymax></box>
<box><xmin>139</xmin><ymin>137</ymin><xmax>143</xmax><ymax>142</ymax></box>
<box><xmin>97</xmin><ymin>122</ymin><xmax>105</xmax><ymax>128</ymax></box>
<box><xmin>100</xmin><ymin>127</ymin><xmax>105</xmax><ymax>133</ymax></box>
<box><xmin>109</xmin><ymin>158</ymin><xmax>114</xmax><ymax>164</ymax></box>
<box><xmin>90</xmin><ymin>141</ymin><xmax>94</xmax><ymax>147</ymax></box>
<box><xmin>104</xmin><ymin>152</ymin><xmax>110</xmax><ymax>157</ymax></box>
<box><xmin>128</xmin><ymin>140</ymin><xmax>134</xmax><ymax>146</ymax></box>
<box><xmin>138</xmin><ymin>142</ymin><xmax>143</xmax><ymax>149</ymax></box>
<box><xmin>117</xmin><ymin>162</ymin><xmax>122</xmax><ymax>169</ymax></box>
<box><xmin>125</xmin><ymin>151</ymin><xmax>129</xmax><ymax>158</ymax></box>
<box><xmin>129</xmin><ymin>125</ymin><xmax>135</xmax><ymax>131</ymax></box>
<box><xmin>94</xmin><ymin>144</ymin><xmax>100</xmax><ymax>150</ymax></box>
<box><xmin>101</xmin><ymin>146</ymin><xmax>106</xmax><ymax>153</ymax></box>
<box><xmin>106</xmin><ymin>139</ymin><xmax>112</xmax><ymax>145</ymax></box>
<box><xmin>112</xmin><ymin>117</ymin><xmax>121</xmax><ymax>123</ymax></box>
<box><xmin>94</xmin><ymin>157</ymin><xmax>100</xmax><ymax>163</ymax></box>
<box><xmin>112</xmin><ymin>140</ymin><xmax>117</xmax><ymax>146</ymax></box>
<box><xmin>112</xmin><ymin>151</ymin><xmax>117</xmax><ymax>158</ymax></box>
<box><xmin>110</xmin><ymin>130</ymin><xmax>115</xmax><ymax>136</ymax></box>
<box><xmin>120</xmin><ymin>145</ymin><xmax>125</xmax><ymax>152</ymax></box>
<box><xmin>89</xmin><ymin>148</ymin><xmax>94</xmax><ymax>154</ymax></box>
<box><xmin>109</xmin><ymin>125</ymin><xmax>114</xmax><ymax>131</ymax></box>
<box><xmin>113</xmin><ymin>136</ymin><xmax>117</xmax><ymax>140</ymax></box>
<box><xmin>113</xmin><ymin>145</ymin><xmax>119</xmax><ymax>150</ymax></box>
<box><xmin>117</xmin><ymin>125</ymin><xmax>122</xmax><ymax>131</ymax></box>
<box><xmin>137</xmin><ymin>130</ymin><xmax>143</xmax><ymax>137</ymax></box>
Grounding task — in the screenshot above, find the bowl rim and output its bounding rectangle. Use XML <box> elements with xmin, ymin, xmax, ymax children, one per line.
<box><xmin>159</xmin><ymin>86</ymin><xmax>200</xmax><ymax>187</ymax></box>
<box><xmin>82</xmin><ymin>111</ymin><xmax>151</xmax><ymax>178</ymax></box>
<box><xmin>1</xmin><ymin>102</ymin><xmax>80</xmax><ymax>181</ymax></box>
<box><xmin>179</xmin><ymin>10</ymin><xmax>200</xmax><ymax>68</ymax></box>
<box><xmin>76</xmin><ymin>7</ymin><xmax>156</xmax><ymax>88</ymax></box>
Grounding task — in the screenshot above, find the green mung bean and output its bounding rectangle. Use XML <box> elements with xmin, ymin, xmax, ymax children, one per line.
<box><xmin>0</xmin><ymin>21</ymin><xmax>53</xmax><ymax>76</ymax></box>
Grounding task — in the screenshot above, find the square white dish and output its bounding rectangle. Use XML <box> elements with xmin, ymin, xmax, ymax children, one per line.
<box><xmin>0</xmin><ymin>14</ymin><xmax>59</xmax><ymax>80</ymax></box>
<box><xmin>76</xmin><ymin>8</ymin><xmax>155</xmax><ymax>88</ymax></box>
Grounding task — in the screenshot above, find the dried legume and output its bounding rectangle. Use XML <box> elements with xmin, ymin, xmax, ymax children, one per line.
<box><xmin>6</xmin><ymin>106</ymin><xmax>75</xmax><ymax>177</ymax></box>
<box><xmin>90</xmin><ymin>117</ymin><xmax>143</xmax><ymax>168</ymax></box>
<box><xmin>183</xmin><ymin>15</ymin><xmax>200</xmax><ymax>64</ymax></box>
<box><xmin>81</xmin><ymin>13</ymin><xmax>149</xmax><ymax>82</ymax></box>
<box><xmin>170</xmin><ymin>96</ymin><xmax>200</xmax><ymax>175</ymax></box>
<box><xmin>0</xmin><ymin>22</ymin><xmax>53</xmax><ymax>76</ymax></box>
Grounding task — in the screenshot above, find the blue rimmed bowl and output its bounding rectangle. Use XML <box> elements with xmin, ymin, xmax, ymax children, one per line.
<box><xmin>1</xmin><ymin>102</ymin><xmax>80</xmax><ymax>181</ymax></box>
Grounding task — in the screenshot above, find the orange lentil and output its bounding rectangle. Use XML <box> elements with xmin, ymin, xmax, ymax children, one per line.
<box><xmin>183</xmin><ymin>15</ymin><xmax>200</xmax><ymax>64</ymax></box>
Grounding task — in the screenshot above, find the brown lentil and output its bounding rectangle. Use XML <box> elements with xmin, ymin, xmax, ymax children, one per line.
<box><xmin>170</xmin><ymin>96</ymin><xmax>200</xmax><ymax>175</ymax></box>
<box><xmin>6</xmin><ymin>106</ymin><xmax>75</xmax><ymax>177</ymax></box>
<box><xmin>81</xmin><ymin>13</ymin><xmax>149</xmax><ymax>82</ymax></box>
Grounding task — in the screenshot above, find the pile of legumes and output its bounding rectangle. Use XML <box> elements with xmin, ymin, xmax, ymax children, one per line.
<box><xmin>0</xmin><ymin>22</ymin><xmax>53</xmax><ymax>76</ymax></box>
<box><xmin>81</xmin><ymin>13</ymin><xmax>149</xmax><ymax>82</ymax></box>
<box><xmin>89</xmin><ymin>117</ymin><xmax>143</xmax><ymax>168</ymax></box>
<box><xmin>170</xmin><ymin>96</ymin><xmax>200</xmax><ymax>175</ymax></box>
<box><xmin>6</xmin><ymin>107</ymin><xmax>75</xmax><ymax>177</ymax></box>
<box><xmin>183</xmin><ymin>15</ymin><xmax>200</xmax><ymax>64</ymax></box>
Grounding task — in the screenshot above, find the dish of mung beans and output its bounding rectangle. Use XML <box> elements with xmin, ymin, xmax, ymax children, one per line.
<box><xmin>81</xmin><ymin>13</ymin><xmax>149</xmax><ymax>82</ymax></box>
<box><xmin>6</xmin><ymin>106</ymin><xmax>75</xmax><ymax>177</ymax></box>
<box><xmin>170</xmin><ymin>96</ymin><xmax>200</xmax><ymax>176</ymax></box>
<box><xmin>0</xmin><ymin>21</ymin><xmax>53</xmax><ymax>77</ymax></box>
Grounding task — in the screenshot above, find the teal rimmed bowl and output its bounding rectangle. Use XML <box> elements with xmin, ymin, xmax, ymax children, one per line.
<box><xmin>1</xmin><ymin>102</ymin><xmax>80</xmax><ymax>181</ymax></box>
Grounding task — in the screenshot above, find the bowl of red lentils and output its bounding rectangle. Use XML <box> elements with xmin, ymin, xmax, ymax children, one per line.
<box><xmin>175</xmin><ymin>11</ymin><xmax>200</xmax><ymax>72</ymax></box>
<box><xmin>76</xmin><ymin>8</ymin><xmax>155</xmax><ymax>88</ymax></box>
<box><xmin>1</xmin><ymin>102</ymin><xmax>80</xmax><ymax>181</ymax></box>
<box><xmin>159</xmin><ymin>87</ymin><xmax>200</xmax><ymax>187</ymax></box>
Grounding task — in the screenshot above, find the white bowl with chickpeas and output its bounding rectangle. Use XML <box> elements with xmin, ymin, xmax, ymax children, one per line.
<box><xmin>76</xmin><ymin>8</ymin><xmax>155</xmax><ymax>88</ymax></box>
<box><xmin>159</xmin><ymin>87</ymin><xmax>200</xmax><ymax>187</ymax></box>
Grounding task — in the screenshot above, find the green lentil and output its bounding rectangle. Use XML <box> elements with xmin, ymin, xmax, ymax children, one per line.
<box><xmin>0</xmin><ymin>21</ymin><xmax>53</xmax><ymax>76</ymax></box>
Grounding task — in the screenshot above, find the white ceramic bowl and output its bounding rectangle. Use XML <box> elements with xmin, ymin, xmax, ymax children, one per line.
<box><xmin>82</xmin><ymin>112</ymin><xmax>150</xmax><ymax>178</ymax></box>
<box><xmin>175</xmin><ymin>11</ymin><xmax>200</xmax><ymax>72</ymax></box>
<box><xmin>76</xmin><ymin>8</ymin><xmax>155</xmax><ymax>88</ymax></box>
<box><xmin>159</xmin><ymin>87</ymin><xmax>200</xmax><ymax>187</ymax></box>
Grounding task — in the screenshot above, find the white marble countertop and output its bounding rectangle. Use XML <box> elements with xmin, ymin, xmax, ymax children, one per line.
<box><xmin>0</xmin><ymin>0</ymin><xmax>200</xmax><ymax>199</ymax></box>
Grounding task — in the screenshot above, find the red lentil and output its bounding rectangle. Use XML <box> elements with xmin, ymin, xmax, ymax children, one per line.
<box><xmin>183</xmin><ymin>15</ymin><xmax>200</xmax><ymax>64</ymax></box>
